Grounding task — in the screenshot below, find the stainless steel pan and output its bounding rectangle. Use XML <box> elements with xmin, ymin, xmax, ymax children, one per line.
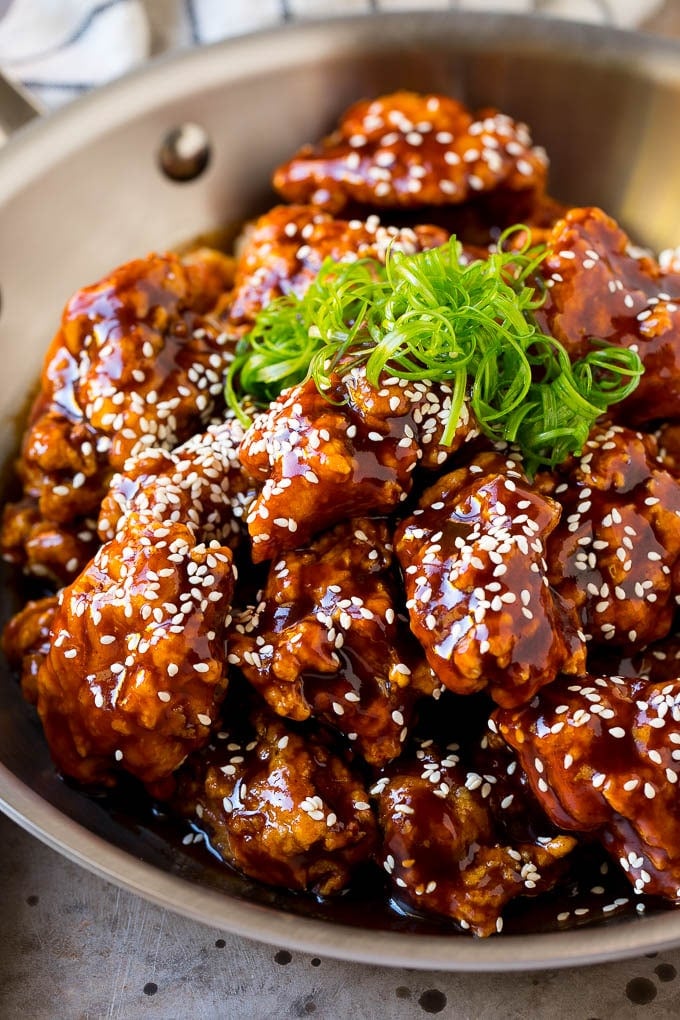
<box><xmin>1</xmin><ymin>10</ymin><xmax>680</xmax><ymax>971</ymax></box>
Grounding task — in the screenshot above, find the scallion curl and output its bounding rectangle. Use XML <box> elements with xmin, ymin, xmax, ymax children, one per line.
<box><xmin>225</xmin><ymin>231</ymin><xmax>643</xmax><ymax>471</ymax></box>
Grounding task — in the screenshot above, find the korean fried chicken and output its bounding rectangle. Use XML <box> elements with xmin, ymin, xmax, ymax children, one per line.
<box><xmin>544</xmin><ymin>425</ymin><xmax>680</xmax><ymax>651</ymax></box>
<box><xmin>36</xmin><ymin>518</ymin><xmax>234</xmax><ymax>791</ymax></box>
<box><xmin>497</xmin><ymin>674</ymin><xmax>680</xmax><ymax>902</ymax></box>
<box><xmin>3</xmin><ymin>87</ymin><xmax>680</xmax><ymax>939</ymax></box>
<box><xmin>273</xmin><ymin>91</ymin><xmax>548</xmax><ymax>216</ymax></box>
<box><xmin>374</xmin><ymin>738</ymin><xmax>575</xmax><ymax>936</ymax></box>
<box><xmin>1</xmin><ymin>249</ymin><xmax>234</xmax><ymax>582</ymax></box>
<box><xmin>229</xmin><ymin>517</ymin><xmax>439</xmax><ymax>766</ymax></box>
<box><xmin>537</xmin><ymin>206</ymin><xmax>680</xmax><ymax>426</ymax></box>
<box><xmin>98</xmin><ymin>417</ymin><xmax>254</xmax><ymax>546</ymax></box>
<box><xmin>240</xmin><ymin>367</ymin><xmax>478</xmax><ymax>563</ymax></box>
<box><xmin>395</xmin><ymin>451</ymin><xmax>586</xmax><ymax>708</ymax></box>
<box><xmin>2</xmin><ymin>595</ymin><xmax>59</xmax><ymax>704</ymax></box>
<box><xmin>229</xmin><ymin>203</ymin><xmax>448</xmax><ymax>324</ymax></box>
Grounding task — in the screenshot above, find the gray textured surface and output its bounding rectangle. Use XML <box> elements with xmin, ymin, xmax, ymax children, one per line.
<box><xmin>1</xmin><ymin>813</ymin><xmax>680</xmax><ymax>1019</ymax></box>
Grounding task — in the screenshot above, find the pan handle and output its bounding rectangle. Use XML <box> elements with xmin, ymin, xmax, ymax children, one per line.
<box><xmin>0</xmin><ymin>71</ymin><xmax>43</xmax><ymax>143</ymax></box>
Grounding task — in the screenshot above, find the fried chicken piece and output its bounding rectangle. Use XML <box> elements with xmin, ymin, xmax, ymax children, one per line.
<box><xmin>240</xmin><ymin>367</ymin><xmax>479</xmax><ymax>563</ymax></box>
<box><xmin>98</xmin><ymin>417</ymin><xmax>255</xmax><ymax>546</ymax></box>
<box><xmin>229</xmin><ymin>204</ymin><xmax>448</xmax><ymax>324</ymax></box>
<box><xmin>394</xmin><ymin>451</ymin><xmax>586</xmax><ymax>709</ymax></box>
<box><xmin>4</xmin><ymin>421</ymin><xmax>251</xmax><ymax>731</ymax></box>
<box><xmin>0</xmin><ymin>499</ymin><xmax>99</xmax><ymax>584</ymax></box>
<box><xmin>273</xmin><ymin>91</ymin><xmax>548</xmax><ymax>215</ymax></box>
<box><xmin>657</xmin><ymin>423</ymin><xmax>680</xmax><ymax>477</ymax></box>
<box><xmin>496</xmin><ymin>673</ymin><xmax>680</xmax><ymax>902</ymax></box>
<box><xmin>535</xmin><ymin>206</ymin><xmax>680</xmax><ymax>425</ymax></box>
<box><xmin>35</xmin><ymin>517</ymin><xmax>234</xmax><ymax>791</ymax></box>
<box><xmin>2</xmin><ymin>595</ymin><xmax>58</xmax><ymax>705</ymax></box>
<box><xmin>545</xmin><ymin>424</ymin><xmax>680</xmax><ymax>652</ymax></box>
<box><xmin>1</xmin><ymin>249</ymin><xmax>234</xmax><ymax>581</ymax></box>
<box><xmin>174</xmin><ymin>707</ymin><xmax>377</xmax><ymax>895</ymax></box>
<box><xmin>373</xmin><ymin>738</ymin><xmax>576</xmax><ymax>936</ymax></box>
<box><xmin>229</xmin><ymin>518</ymin><xmax>439</xmax><ymax>766</ymax></box>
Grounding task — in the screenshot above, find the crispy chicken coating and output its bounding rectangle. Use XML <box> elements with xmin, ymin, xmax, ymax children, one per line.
<box><xmin>240</xmin><ymin>367</ymin><xmax>478</xmax><ymax>563</ymax></box>
<box><xmin>174</xmin><ymin>707</ymin><xmax>377</xmax><ymax>895</ymax></box>
<box><xmin>35</xmin><ymin>517</ymin><xmax>234</xmax><ymax>791</ymax></box>
<box><xmin>273</xmin><ymin>91</ymin><xmax>548</xmax><ymax>215</ymax></box>
<box><xmin>1</xmin><ymin>249</ymin><xmax>234</xmax><ymax>582</ymax></box>
<box><xmin>229</xmin><ymin>518</ymin><xmax>439</xmax><ymax>766</ymax></box>
<box><xmin>535</xmin><ymin>206</ymin><xmax>680</xmax><ymax>425</ymax></box>
<box><xmin>2</xmin><ymin>594</ymin><xmax>58</xmax><ymax>705</ymax></box>
<box><xmin>0</xmin><ymin>500</ymin><xmax>99</xmax><ymax>585</ymax></box>
<box><xmin>98</xmin><ymin>417</ymin><xmax>254</xmax><ymax>546</ymax></box>
<box><xmin>373</xmin><ymin>739</ymin><xmax>576</xmax><ymax>936</ymax></box>
<box><xmin>229</xmin><ymin>204</ymin><xmax>448</xmax><ymax>324</ymax></box>
<box><xmin>545</xmin><ymin>424</ymin><xmax>680</xmax><ymax>651</ymax></box>
<box><xmin>394</xmin><ymin>451</ymin><xmax>586</xmax><ymax>708</ymax></box>
<box><xmin>496</xmin><ymin>673</ymin><xmax>680</xmax><ymax>902</ymax></box>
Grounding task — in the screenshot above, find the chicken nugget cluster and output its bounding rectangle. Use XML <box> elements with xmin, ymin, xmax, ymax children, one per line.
<box><xmin>3</xmin><ymin>89</ymin><xmax>680</xmax><ymax>938</ymax></box>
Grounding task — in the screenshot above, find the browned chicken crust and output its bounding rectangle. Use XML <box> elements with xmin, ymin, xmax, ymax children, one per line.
<box><xmin>240</xmin><ymin>367</ymin><xmax>479</xmax><ymax>563</ymax></box>
<box><xmin>497</xmin><ymin>674</ymin><xmax>680</xmax><ymax>902</ymax></box>
<box><xmin>2</xmin><ymin>594</ymin><xmax>59</xmax><ymax>705</ymax></box>
<box><xmin>98</xmin><ymin>417</ymin><xmax>254</xmax><ymax>546</ymax></box>
<box><xmin>228</xmin><ymin>203</ymin><xmax>448</xmax><ymax>324</ymax></box>
<box><xmin>1</xmin><ymin>249</ymin><xmax>234</xmax><ymax>582</ymax></box>
<box><xmin>536</xmin><ymin>207</ymin><xmax>680</xmax><ymax>425</ymax></box>
<box><xmin>229</xmin><ymin>517</ymin><xmax>439</xmax><ymax>766</ymax></box>
<box><xmin>36</xmin><ymin>517</ymin><xmax>234</xmax><ymax>791</ymax></box>
<box><xmin>657</xmin><ymin>423</ymin><xmax>680</xmax><ymax>477</ymax></box>
<box><xmin>0</xmin><ymin>501</ymin><xmax>99</xmax><ymax>586</ymax></box>
<box><xmin>374</xmin><ymin>739</ymin><xmax>576</xmax><ymax>936</ymax></box>
<box><xmin>544</xmin><ymin>424</ymin><xmax>680</xmax><ymax>651</ymax></box>
<box><xmin>273</xmin><ymin>91</ymin><xmax>548</xmax><ymax>214</ymax></box>
<box><xmin>395</xmin><ymin>451</ymin><xmax>586</xmax><ymax>708</ymax></box>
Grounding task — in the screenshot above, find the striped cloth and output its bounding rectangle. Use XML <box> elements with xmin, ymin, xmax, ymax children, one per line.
<box><xmin>0</xmin><ymin>0</ymin><xmax>666</xmax><ymax>110</ymax></box>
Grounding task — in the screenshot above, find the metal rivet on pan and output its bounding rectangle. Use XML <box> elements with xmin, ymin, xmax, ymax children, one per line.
<box><xmin>158</xmin><ymin>122</ymin><xmax>211</xmax><ymax>182</ymax></box>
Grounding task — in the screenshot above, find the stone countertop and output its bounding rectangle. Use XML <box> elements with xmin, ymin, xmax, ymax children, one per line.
<box><xmin>2</xmin><ymin>811</ymin><xmax>680</xmax><ymax>1019</ymax></box>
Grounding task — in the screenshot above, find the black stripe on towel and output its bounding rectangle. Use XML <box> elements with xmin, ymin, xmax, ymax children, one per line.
<box><xmin>4</xmin><ymin>0</ymin><xmax>129</xmax><ymax>66</ymax></box>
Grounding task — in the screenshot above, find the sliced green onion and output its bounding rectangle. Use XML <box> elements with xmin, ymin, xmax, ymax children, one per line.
<box><xmin>225</xmin><ymin>229</ymin><xmax>643</xmax><ymax>472</ymax></box>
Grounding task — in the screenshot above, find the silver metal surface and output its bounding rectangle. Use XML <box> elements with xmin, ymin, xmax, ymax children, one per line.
<box><xmin>0</xmin><ymin>71</ymin><xmax>42</xmax><ymax>143</ymax></box>
<box><xmin>1</xmin><ymin>10</ymin><xmax>680</xmax><ymax>971</ymax></box>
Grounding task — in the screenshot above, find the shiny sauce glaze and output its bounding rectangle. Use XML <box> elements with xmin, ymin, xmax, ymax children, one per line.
<box><xmin>2</xmin><ymin>89</ymin><xmax>680</xmax><ymax>940</ymax></box>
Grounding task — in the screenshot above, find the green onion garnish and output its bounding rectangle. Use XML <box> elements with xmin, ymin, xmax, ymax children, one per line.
<box><xmin>225</xmin><ymin>228</ymin><xmax>643</xmax><ymax>472</ymax></box>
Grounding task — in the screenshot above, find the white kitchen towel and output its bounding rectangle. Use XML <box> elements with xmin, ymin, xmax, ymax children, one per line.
<box><xmin>0</xmin><ymin>0</ymin><xmax>666</xmax><ymax>110</ymax></box>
